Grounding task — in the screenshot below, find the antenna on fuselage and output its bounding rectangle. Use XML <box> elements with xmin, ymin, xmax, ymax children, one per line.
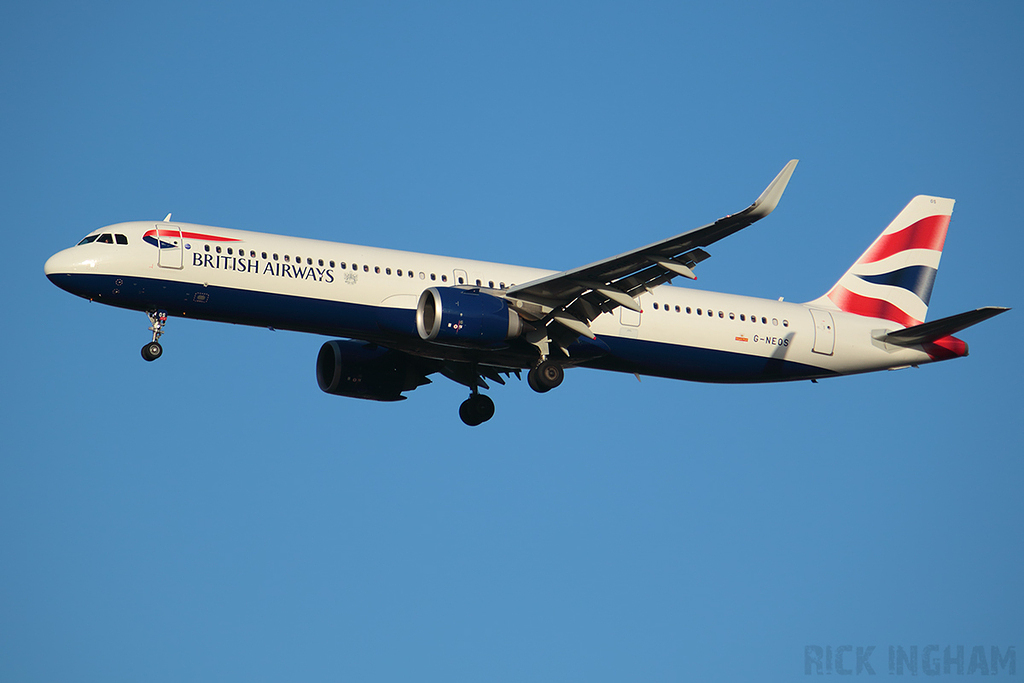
<box><xmin>163</xmin><ymin>213</ymin><xmax>172</xmax><ymax>222</ymax></box>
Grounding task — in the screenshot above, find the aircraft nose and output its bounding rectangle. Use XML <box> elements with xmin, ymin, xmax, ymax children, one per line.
<box><xmin>44</xmin><ymin>247</ymin><xmax>95</xmax><ymax>296</ymax></box>
<box><xmin>44</xmin><ymin>248</ymin><xmax>74</xmax><ymax>279</ymax></box>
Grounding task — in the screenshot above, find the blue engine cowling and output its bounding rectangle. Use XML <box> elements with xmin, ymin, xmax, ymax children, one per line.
<box><xmin>416</xmin><ymin>287</ymin><xmax>523</xmax><ymax>343</ymax></box>
<box><xmin>316</xmin><ymin>340</ymin><xmax>430</xmax><ymax>402</ymax></box>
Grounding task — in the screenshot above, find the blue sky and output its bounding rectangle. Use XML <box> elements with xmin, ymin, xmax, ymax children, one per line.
<box><xmin>2</xmin><ymin>2</ymin><xmax>1021</xmax><ymax>681</ymax></box>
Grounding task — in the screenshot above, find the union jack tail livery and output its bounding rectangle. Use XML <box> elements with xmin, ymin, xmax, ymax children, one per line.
<box><xmin>811</xmin><ymin>195</ymin><xmax>953</xmax><ymax>326</ymax></box>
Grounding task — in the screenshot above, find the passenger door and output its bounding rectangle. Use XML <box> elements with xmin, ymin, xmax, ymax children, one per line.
<box><xmin>156</xmin><ymin>225</ymin><xmax>183</xmax><ymax>269</ymax></box>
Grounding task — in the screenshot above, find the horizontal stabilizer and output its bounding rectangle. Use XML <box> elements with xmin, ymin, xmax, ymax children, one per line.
<box><xmin>875</xmin><ymin>306</ymin><xmax>1010</xmax><ymax>346</ymax></box>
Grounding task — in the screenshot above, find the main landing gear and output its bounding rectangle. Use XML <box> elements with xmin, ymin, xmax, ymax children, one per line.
<box><xmin>455</xmin><ymin>358</ymin><xmax>565</xmax><ymax>426</ymax></box>
<box><xmin>527</xmin><ymin>359</ymin><xmax>563</xmax><ymax>393</ymax></box>
<box><xmin>459</xmin><ymin>391</ymin><xmax>495</xmax><ymax>427</ymax></box>
<box><xmin>141</xmin><ymin>310</ymin><xmax>167</xmax><ymax>362</ymax></box>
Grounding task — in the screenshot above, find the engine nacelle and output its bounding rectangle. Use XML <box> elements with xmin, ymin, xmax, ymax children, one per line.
<box><xmin>416</xmin><ymin>287</ymin><xmax>523</xmax><ymax>343</ymax></box>
<box><xmin>316</xmin><ymin>340</ymin><xmax>428</xmax><ymax>402</ymax></box>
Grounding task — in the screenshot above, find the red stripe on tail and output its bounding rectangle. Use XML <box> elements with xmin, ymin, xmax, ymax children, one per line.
<box><xmin>859</xmin><ymin>215</ymin><xmax>950</xmax><ymax>264</ymax></box>
<box><xmin>923</xmin><ymin>335</ymin><xmax>968</xmax><ymax>360</ymax></box>
<box><xmin>827</xmin><ymin>286</ymin><xmax>921</xmax><ymax>326</ymax></box>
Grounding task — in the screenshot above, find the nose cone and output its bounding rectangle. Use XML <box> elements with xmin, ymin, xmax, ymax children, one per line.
<box><xmin>44</xmin><ymin>247</ymin><xmax>78</xmax><ymax>279</ymax></box>
<box><xmin>45</xmin><ymin>247</ymin><xmax>96</xmax><ymax>297</ymax></box>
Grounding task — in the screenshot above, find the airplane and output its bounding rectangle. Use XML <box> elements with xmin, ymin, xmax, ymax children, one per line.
<box><xmin>44</xmin><ymin>160</ymin><xmax>1008</xmax><ymax>425</ymax></box>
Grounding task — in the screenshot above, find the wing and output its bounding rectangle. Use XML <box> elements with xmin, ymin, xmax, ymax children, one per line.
<box><xmin>506</xmin><ymin>160</ymin><xmax>799</xmax><ymax>337</ymax></box>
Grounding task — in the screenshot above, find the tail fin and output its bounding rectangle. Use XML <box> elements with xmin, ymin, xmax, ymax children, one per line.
<box><xmin>808</xmin><ymin>195</ymin><xmax>954</xmax><ymax>326</ymax></box>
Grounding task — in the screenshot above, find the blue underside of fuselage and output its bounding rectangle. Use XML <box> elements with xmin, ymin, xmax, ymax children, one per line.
<box><xmin>48</xmin><ymin>272</ymin><xmax>836</xmax><ymax>383</ymax></box>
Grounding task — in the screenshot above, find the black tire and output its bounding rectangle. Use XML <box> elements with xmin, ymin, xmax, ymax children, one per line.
<box><xmin>474</xmin><ymin>394</ymin><xmax>495</xmax><ymax>423</ymax></box>
<box><xmin>533</xmin><ymin>360</ymin><xmax>564</xmax><ymax>391</ymax></box>
<box><xmin>459</xmin><ymin>394</ymin><xmax>495</xmax><ymax>426</ymax></box>
<box><xmin>527</xmin><ymin>368</ymin><xmax>550</xmax><ymax>393</ymax></box>
<box><xmin>142</xmin><ymin>341</ymin><xmax>163</xmax><ymax>362</ymax></box>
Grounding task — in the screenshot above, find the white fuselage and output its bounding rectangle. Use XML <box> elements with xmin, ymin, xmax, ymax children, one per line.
<box><xmin>45</xmin><ymin>220</ymin><xmax>948</xmax><ymax>383</ymax></box>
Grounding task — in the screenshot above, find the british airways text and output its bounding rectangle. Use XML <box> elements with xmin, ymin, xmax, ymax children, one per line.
<box><xmin>192</xmin><ymin>253</ymin><xmax>335</xmax><ymax>283</ymax></box>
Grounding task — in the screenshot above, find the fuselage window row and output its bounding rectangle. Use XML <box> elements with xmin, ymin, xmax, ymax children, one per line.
<box><xmin>651</xmin><ymin>301</ymin><xmax>788</xmax><ymax>327</ymax></box>
<box><xmin>198</xmin><ymin>242</ymin><xmax>464</xmax><ymax>283</ymax></box>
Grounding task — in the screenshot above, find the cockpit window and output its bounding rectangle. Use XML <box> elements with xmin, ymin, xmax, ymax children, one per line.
<box><xmin>77</xmin><ymin>235</ymin><xmax>99</xmax><ymax>245</ymax></box>
<box><xmin>115</xmin><ymin>234</ymin><xmax>128</xmax><ymax>245</ymax></box>
<box><xmin>97</xmin><ymin>233</ymin><xmax>114</xmax><ymax>244</ymax></box>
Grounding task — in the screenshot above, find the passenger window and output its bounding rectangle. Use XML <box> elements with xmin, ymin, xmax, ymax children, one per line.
<box><xmin>262</xmin><ymin>252</ymin><xmax>267</xmax><ymax>259</ymax></box>
<box><xmin>707</xmin><ymin>309</ymin><xmax>713</xmax><ymax>317</ymax></box>
<box><xmin>97</xmin><ymin>234</ymin><xmax>113</xmax><ymax>244</ymax></box>
<box><xmin>374</xmin><ymin>266</ymin><xmax>380</xmax><ymax>274</ymax></box>
<box><xmin>227</xmin><ymin>248</ymin><xmax>233</xmax><ymax>255</ymax></box>
<box><xmin>363</xmin><ymin>265</ymin><xmax>369</xmax><ymax>272</ymax></box>
<box><xmin>729</xmin><ymin>312</ymin><xmax>735</xmax><ymax>320</ymax></box>
<box><xmin>307</xmin><ymin>258</ymin><xmax>312</xmax><ymax>265</ymax></box>
<box><xmin>442</xmin><ymin>275</ymin><xmax>448</xmax><ymax>282</ymax></box>
<box><xmin>783</xmin><ymin>320</ymin><xmax>789</xmax><ymax>327</ymax></box>
<box><xmin>330</xmin><ymin>261</ymin><xmax>335</xmax><ymax>268</ymax></box>
<box><xmin>115</xmin><ymin>234</ymin><xmax>128</xmax><ymax>245</ymax></box>
<box><xmin>408</xmin><ymin>271</ymin><xmax>414</xmax><ymax>278</ymax></box>
<box><xmin>273</xmin><ymin>253</ymin><xmax>279</xmax><ymax>261</ymax></box>
<box><xmin>772</xmin><ymin>318</ymin><xmax>779</xmax><ymax>326</ymax></box>
<box><xmin>761</xmin><ymin>317</ymin><xmax>767</xmax><ymax>324</ymax></box>
<box><xmin>686</xmin><ymin>307</ymin><xmax>691</xmax><ymax>314</ymax></box>
<box><xmin>431</xmin><ymin>274</ymin><xmax>437</xmax><ymax>281</ymax></box>
<box><xmin>719</xmin><ymin>311</ymin><xmax>724</xmax><ymax>318</ymax></box>
<box><xmin>386</xmin><ymin>268</ymin><xmax>392</xmax><ymax>275</ymax></box>
<box><xmin>675</xmin><ymin>305</ymin><xmax>680</xmax><ymax>313</ymax></box>
<box><xmin>697</xmin><ymin>308</ymin><xmax>702</xmax><ymax>315</ymax></box>
<box><xmin>397</xmin><ymin>269</ymin><xmax>403</xmax><ymax>276</ymax></box>
<box><xmin>457</xmin><ymin>276</ymin><xmax>463</xmax><ymax>284</ymax></box>
<box><xmin>250</xmin><ymin>250</ymin><xmax>256</xmax><ymax>258</ymax></box>
<box><xmin>476</xmin><ymin>279</ymin><xmax>482</xmax><ymax>286</ymax></box>
<box><xmin>489</xmin><ymin>281</ymin><xmax>494</xmax><ymax>288</ymax></box>
<box><xmin>653</xmin><ymin>303</ymin><xmax>659</xmax><ymax>310</ymax></box>
<box><xmin>740</xmin><ymin>314</ymin><xmax>745</xmax><ymax>321</ymax></box>
<box><xmin>420</xmin><ymin>272</ymin><xmax>425</xmax><ymax>280</ymax></box>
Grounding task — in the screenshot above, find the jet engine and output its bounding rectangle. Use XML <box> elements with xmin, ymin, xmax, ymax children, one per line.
<box><xmin>416</xmin><ymin>287</ymin><xmax>523</xmax><ymax>343</ymax></box>
<box><xmin>316</xmin><ymin>340</ymin><xmax>430</xmax><ymax>402</ymax></box>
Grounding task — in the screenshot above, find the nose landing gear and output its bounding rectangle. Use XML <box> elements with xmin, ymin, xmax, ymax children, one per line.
<box><xmin>141</xmin><ymin>310</ymin><xmax>167</xmax><ymax>362</ymax></box>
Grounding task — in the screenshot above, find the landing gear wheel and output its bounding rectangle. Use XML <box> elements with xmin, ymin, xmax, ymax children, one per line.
<box><xmin>142</xmin><ymin>341</ymin><xmax>163</xmax><ymax>362</ymax></box>
<box><xmin>527</xmin><ymin>370</ymin><xmax>545</xmax><ymax>393</ymax></box>
<box><xmin>528</xmin><ymin>360</ymin><xmax>563</xmax><ymax>393</ymax></box>
<box><xmin>459</xmin><ymin>394</ymin><xmax>495</xmax><ymax>426</ymax></box>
